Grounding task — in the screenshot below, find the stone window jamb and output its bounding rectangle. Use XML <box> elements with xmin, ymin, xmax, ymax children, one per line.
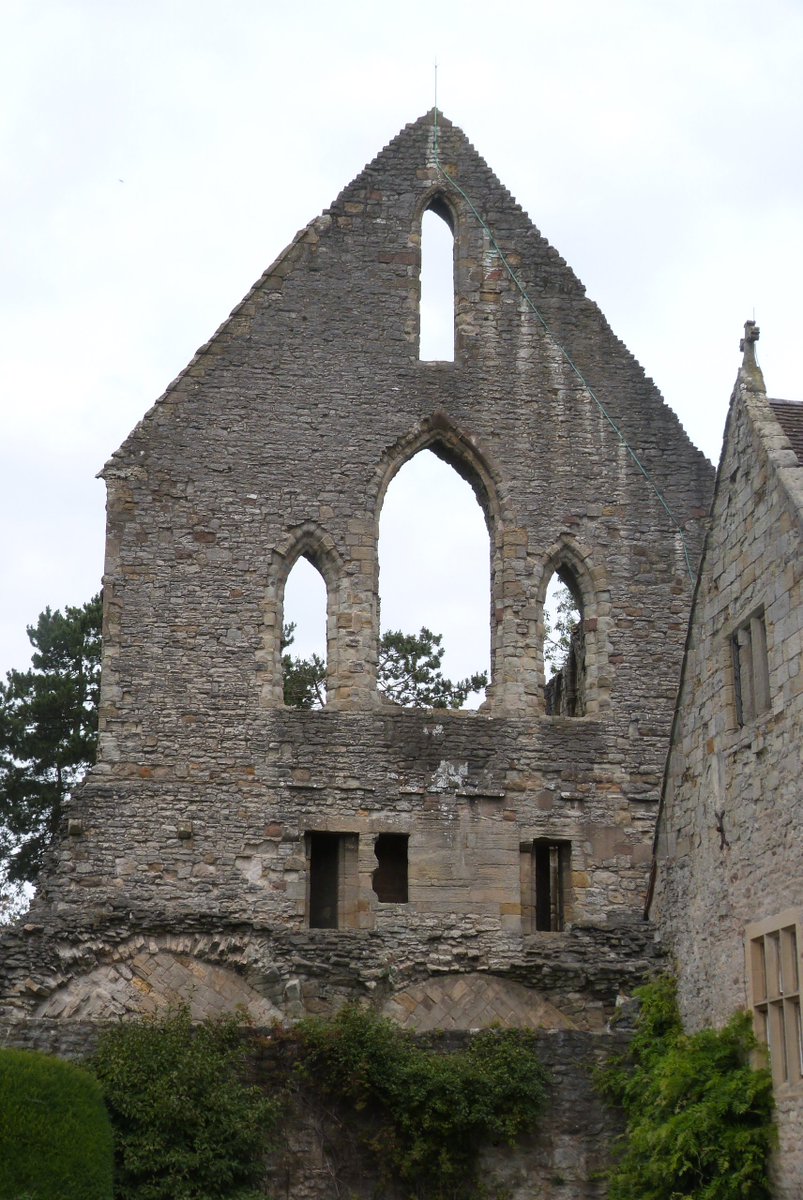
<box><xmin>373</xmin><ymin>416</ymin><xmax>504</xmax><ymax>705</ymax></box>
<box><xmin>535</xmin><ymin>539</ymin><xmax>609</xmax><ymax>718</ymax></box>
<box><xmin>305</xmin><ymin>830</ymin><xmax>360</xmax><ymax>930</ymax></box>
<box><xmin>520</xmin><ymin>838</ymin><xmax>573</xmax><ymax>933</ymax></box>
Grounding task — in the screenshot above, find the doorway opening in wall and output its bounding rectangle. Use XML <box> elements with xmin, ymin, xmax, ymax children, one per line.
<box><xmin>283</xmin><ymin>557</ymin><xmax>327</xmax><ymax>708</ymax></box>
<box><xmin>543</xmin><ymin>571</ymin><xmax>583</xmax><ymax>716</ymax></box>
<box><xmin>372</xmin><ymin>834</ymin><xmax>409</xmax><ymax>903</ymax></box>
<box><xmin>378</xmin><ymin>449</ymin><xmax>489</xmax><ymax>709</ymax></box>
<box><xmin>419</xmin><ymin>203</ymin><xmax>455</xmax><ymax>361</ymax></box>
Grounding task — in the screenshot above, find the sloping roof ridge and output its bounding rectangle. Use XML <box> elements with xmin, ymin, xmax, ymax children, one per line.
<box><xmin>357</xmin><ymin>116</ymin><xmax>708</xmax><ymax>467</ymax></box>
<box><xmin>102</xmin><ymin>214</ymin><xmax>322</xmax><ymax>476</ymax></box>
<box><xmin>102</xmin><ymin>112</ymin><xmax>537</xmax><ymax>474</ymax></box>
<box><xmin>325</xmin><ymin>109</ymin><xmax>530</xmax><ymax>223</ymax></box>
<box><xmin>734</xmin><ymin>346</ymin><xmax>803</xmax><ymax>529</ymax></box>
<box><xmin>768</xmin><ymin>398</ymin><xmax>803</xmax><ymax>466</ymax></box>
<box><xmin>646</xmin><ymin>325</ymin><xmax>793</xmax><ymax>915</ymax></box>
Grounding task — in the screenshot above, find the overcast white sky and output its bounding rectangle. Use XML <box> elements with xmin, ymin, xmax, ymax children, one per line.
<box><xmin>2</xmin><ymin>0</ymin><xmax>801</xmax><ymax>689</ymax></box>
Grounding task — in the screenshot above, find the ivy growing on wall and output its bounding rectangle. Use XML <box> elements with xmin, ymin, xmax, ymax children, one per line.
<box><xmin>598</xmin><ymin>977</ymin><xmax>775</xmax><ymax>1200</ymax></box>
<box><xmin>295</xmin><ymin>1004</ymin><xmax>549</xmax><ymax>1200</ymax></box>
<box><xmin>77</xmin><ymin>1004</ymin><xmax>549</xmax><ymax>1200</ymax></box>
<box><xmin>93</xmin><ymin>1008</ymin><xmax>281</xmax><ymax>1200</ymax></box>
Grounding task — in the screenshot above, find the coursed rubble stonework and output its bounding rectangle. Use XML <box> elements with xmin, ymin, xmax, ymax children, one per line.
<box><xmin>1</xmin><ymin>112</ymin><xmax>716</xmax><ymax>1197</ymax></box>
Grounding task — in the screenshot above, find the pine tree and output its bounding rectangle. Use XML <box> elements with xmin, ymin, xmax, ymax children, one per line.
<box><xmin>283</xmin><ymin>625</ymin><xmax>487</xmax><ymax>709</ymax></box>
<box><xmin>544</xmin><ymin>581</ymin><xmax>580</xmax><ymax>677</ymax></box>
<box><xmin>0</xmin><ymin>595</ymin><xmax>102</xmax><ymax>903</ymax></box>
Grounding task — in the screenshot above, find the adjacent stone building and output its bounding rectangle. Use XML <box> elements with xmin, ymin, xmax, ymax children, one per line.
<box><xmin>1</xmin><ymin>112</ymin><xmax>716</xmax><ymax>1196</ymax></box>
<box><xmin>649</xmin><ymin>324</ymin><xmax>803</xmax><ymax>1197</ymax></box>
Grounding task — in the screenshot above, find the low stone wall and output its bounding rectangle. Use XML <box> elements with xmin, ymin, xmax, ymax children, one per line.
<box><xmin>0</xmin><ymin>1016</ymin><xmax>628</xmax><ymax>1200</ymax></box>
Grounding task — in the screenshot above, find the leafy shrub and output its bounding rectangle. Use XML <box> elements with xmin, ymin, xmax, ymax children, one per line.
<box><xmin>599</xmin><ymin>976</ymin><xmax>775</xmax><ymax>1200</ymax></box>
<box><xmin>296</xmin><ymin>1004</ymin><xmax>549</xmax><ymax>1199</ymax></box>
<box><xmin>92</xmin><ymin>1007</ymin><xmax>281</xmax><ymax>1200</ymax></box>
<box><xmin>0</xmin><ymin>1047</ymin><xmax>114</xmax><ymax>1200</ymax></box>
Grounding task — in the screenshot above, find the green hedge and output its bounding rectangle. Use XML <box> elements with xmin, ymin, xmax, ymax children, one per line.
<box><xmin>0</xmin><ymin>1047</ymin><xmax>114</xmax><ymax>1200</ymax></box>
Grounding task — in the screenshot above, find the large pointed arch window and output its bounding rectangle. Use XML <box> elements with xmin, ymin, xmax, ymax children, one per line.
<box><xmin>378</xmin><ymin>447</ymin><xmax>489</xmax><ymax>708</ymax></box>
<box><xmin>282</xmin><ymin>556</ymin><xmax>327</xmax><ymax>708</ymax></box>
<box><xmin>419</xmin><ymin>198</ymin><xmax>455</xmax><ymax>361</ymax></box>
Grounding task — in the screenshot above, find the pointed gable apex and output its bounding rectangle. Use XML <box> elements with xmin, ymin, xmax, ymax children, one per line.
<box><xmin>104</xmin><ymin>110</ymin><xmax>594</xmax><ymax>475</ymax></box>
<box><xmin>104</xmin><ymin>105</ymin><xmax>709</xmax><ymax>572</ymax></box>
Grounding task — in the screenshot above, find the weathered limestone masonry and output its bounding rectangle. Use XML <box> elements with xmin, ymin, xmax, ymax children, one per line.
<box><xmin>650</xmin><ymin>326</ymin><xmax>803</xmax><ymax>1198</ymax></box>
<box><xmin>2</xmin><ymin>112</ymin><xmax>713</xmax><ymax>1195</ymax></box>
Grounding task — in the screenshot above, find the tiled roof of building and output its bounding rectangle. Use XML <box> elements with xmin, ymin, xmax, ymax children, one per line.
<box><xmin>769</xmin><ymin>399</ymin><xmax>803</xmax><ymax>464</ymax></box>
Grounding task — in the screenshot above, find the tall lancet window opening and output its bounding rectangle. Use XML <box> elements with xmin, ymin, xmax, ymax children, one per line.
<box><xmin>282</xmin><ymin>556</ymin><xmax>328</xmax><ymax>708</ymax></box>
<box><xmin>543</xmin><ymin>570</ymin><xmax>584</xmax><ymax>717</ymax></box>
<box><xmin>419</xmin><ymin>201</ymin><xmax>455</xmax><ymax>361</ymax></box>
<box><xmin>378</xmin><ymin>448</ymin><xmax>489</xmax><ymax>708</ymax></box>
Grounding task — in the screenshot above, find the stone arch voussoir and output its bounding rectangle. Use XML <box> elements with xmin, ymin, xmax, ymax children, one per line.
<box><xmin>372</xmin><ymin>415</ymin><xmax>506</xmax><ymax>705</ymax></box>
<box><xmin>374</xmin><ymin>413</ymin><xmax>505</xmax><ymax>531</ymax></box>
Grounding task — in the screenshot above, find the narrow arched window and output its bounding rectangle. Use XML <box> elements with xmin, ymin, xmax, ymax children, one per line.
<box><xmin>419</xmin><ymin>200</ymin><xmax>455</xmax><ymax>361</ymax></box>
<box><xmin>543</xmin><ymin>569</ymin><xmax>584</xmax><ymax>716</ymax></box>
<box><xmin>378</xmin><ymin>448</ymin><xmax>488</xmax><ymax>708</ymax></box>
<box><xmin>282</xmin><ymin>556</ymin><xmax>327</xmax><ymax>708</ymax></box>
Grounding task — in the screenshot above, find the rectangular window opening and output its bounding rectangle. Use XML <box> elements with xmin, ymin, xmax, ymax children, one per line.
<box><xmin>372</xmin><ymin>833</ymin><xmax>409</xmax><ymax>904</ymax></box>
<box><xmin>747</xmin><ymin>910</ymin><xmax>802</xmax><ymax>1090</ymax></box>
<box><xmin>522</xmin><ymin>839</ymin><xmax>571</xmax><ymax>932</ymax></box>
<box><xmin>307</xmin><ymin>831</ymin><xmax>358</xmax><ymax>929</ymax></box>
<box><xmin>731</xmin><ymin>609</ymin><xmax>770</xmax><ymax>726</ymax></box>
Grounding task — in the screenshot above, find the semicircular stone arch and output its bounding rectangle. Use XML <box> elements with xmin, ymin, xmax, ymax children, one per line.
<box><xmin>382</xmin><ymin>973</ymin><xmax>578</xmax><ymax>1033</ymax></box>
<box><xmin>34</xmin><ymin>950</ymin><xmax>284</xmax><ymax>1025</ymax></box>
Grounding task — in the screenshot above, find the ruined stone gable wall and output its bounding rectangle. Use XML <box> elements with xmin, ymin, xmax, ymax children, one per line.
<box><xmin>650</xmin><ymin>354</ymin><xmax>803</xmax><ymax>1197</ymax></box>
<box><xmin>3</xmin><ymin>115</ymin><xmax>710</xmax><ymax>1042</ymax></box>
